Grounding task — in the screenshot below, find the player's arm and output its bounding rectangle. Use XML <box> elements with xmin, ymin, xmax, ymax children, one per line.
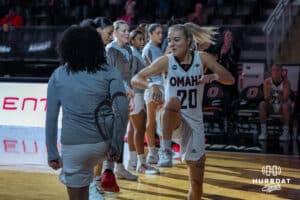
<box><xmin>200</xmin><ymin>51</ymin><xmax>235</xmax><ymax>85</ymax></box>
<box><xmin>282</xmin><ymin>80</ymin><xmax>291</xmax><ymax>103</ymax></box>
<box><xmin>131</xmin><ymin>55</ymin><xmax>168</xmax><ymax>90</ymax></box>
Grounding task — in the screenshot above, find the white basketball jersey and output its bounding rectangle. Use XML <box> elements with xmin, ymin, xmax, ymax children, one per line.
<box><xmin>270</xmin><ymin>79</ymin><xmax>284</xmax><ymax>112</ymax></box>
<box><xmin>165</xmin><ymin>51</ymin><xmax>205</xmax><ymax>160</ymax></box>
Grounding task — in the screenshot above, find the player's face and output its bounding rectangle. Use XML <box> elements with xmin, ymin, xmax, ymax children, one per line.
<box><xmin>271</xmin><ymin>64</ymin><xmax>282</xmax><ymax>81</ymax></box>
<box><xmin>115</xmin><ymin>23</ymin><xmax>130</xmax><ymax>44</ymax></box>
<box><xmin>131</xmin><ymin>33</ymin><xmax>145</xmax><ymax>51</ymax></box>
<box><xmin>167</xmin><ymin>30</ymin><xmax>190</xmax><ymax>58</ymax></box>
<box><xmin>97</xmin><ymin>25</ymin><xmax>113</xmax><ymax>45</ymax></box>
<box><xmin>150</xmin><ymin>27</ymin><xmax>163</xmax><ymax>45</ymax></box>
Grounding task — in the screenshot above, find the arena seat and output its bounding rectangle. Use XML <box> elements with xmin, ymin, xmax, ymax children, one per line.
<box><xmin>233</xmin><ymin>85</ymin><xmax>263</xmax><ymax>136</ymax></box>
<box><xmin>240</xmin><ymin>50</ymin><xmax>266</xmax><ymax>61</ymax></box>
<box><xmin>0</xmin><ymin>42</ymin><xmax>17</xmax><ymax>60</ymax></box>
<box><xmin>203</xmin><ymin>82</ymin><xmax>226</xmax><ymax>135</ymax></box>
<box><xmin>233</xmin><ymin>85</ymin><xmax>297</xmax><ymax>140</ymax></box>
<box><xmin>0</xmin><ymin>29</ymin><xmax>20</xmax><ymax>60</ymax></box>
<box><xmin>266</xmin><ymin>114</ymin><xmax>283</xmax><ymax>137</ymax></box>
<box><xmin>0</xmin><ymin>27</ymin><xmax>61</xmax><ymax>77</ymax></box>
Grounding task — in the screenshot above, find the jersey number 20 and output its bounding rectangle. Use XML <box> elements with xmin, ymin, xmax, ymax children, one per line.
<box><xmin>177</xmin><ymin>89</ymin><xmax>197</xmax><ymax>109</ymax></box>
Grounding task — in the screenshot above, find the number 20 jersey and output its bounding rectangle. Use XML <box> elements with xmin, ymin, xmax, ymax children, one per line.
<box><xmin>165</xmin><ymin>51</ymin><xmax>205</xmax><ymax>158</ymax></box>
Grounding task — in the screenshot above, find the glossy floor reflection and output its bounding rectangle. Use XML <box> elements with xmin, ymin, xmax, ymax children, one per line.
<box><xmin>1</xmin><ymin>151</ymin><xmax>299</xmax><ymax>200</ymax></box>
<box><xmin>109</xmin><ymin>151</ymin><xmax>300</xmax><ymax>200</ymax></box>
<box><xmin>205</xmin><ymin>132</ymin><xmax>300</xmax><ymax>155</ymax></box>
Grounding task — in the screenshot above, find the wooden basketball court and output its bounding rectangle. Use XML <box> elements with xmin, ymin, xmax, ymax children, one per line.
<box><xmin>0</xmin><ymin>151</ymin><xmax>299</xmax><ymax>200</ymax></box>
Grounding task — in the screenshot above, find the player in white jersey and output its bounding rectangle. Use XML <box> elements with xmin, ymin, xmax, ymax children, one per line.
<box><xmin>131</xmin><ymin>23</ymin><xmax>234</xmax><ymax>200</ymax></box>
<box><xmin>258</xmin><ymin>63</ymin><xmax>292</xmax><ymax>141</ymax></box>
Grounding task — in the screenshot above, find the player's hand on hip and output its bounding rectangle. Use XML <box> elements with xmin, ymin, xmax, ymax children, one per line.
<box><xmin>151</xmin><ymin>85</ymin><xmax>163</xmax><ymax>104</ymax></box>
<box><xmin>126</xmin><ymin>89</ymin><xmax>135</xmax><ymax>99</ymax></box>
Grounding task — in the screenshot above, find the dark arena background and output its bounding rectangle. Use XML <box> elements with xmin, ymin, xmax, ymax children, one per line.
<box><xmin>0</xmin><ymin>0</ymin><xmax>300</xmax><ymax>199</ymax></box>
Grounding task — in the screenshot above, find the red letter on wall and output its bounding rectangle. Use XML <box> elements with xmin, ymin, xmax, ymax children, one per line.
<box><xmin>22</xmin><ymin>98</ymin><xmax>38</xmax><ymax>111</ymax></box>
<box><xmin>3</xmin><ymin>97</ymin><xmax>19</xmax><ymax>110</ymax></box>
<box><xmin>22</xmin><ymin>140</ymin><xmax>38</xmax><ymax>153</ymax></box>
<box><xmin>3</xmin><ymin>140</ymin><xmax>19</xmax><ymax>153</ymax></box>
<box><xmin>40</xmin><ymin>98</ymin><xmax>47</xmax><ymax>111</ymax></box>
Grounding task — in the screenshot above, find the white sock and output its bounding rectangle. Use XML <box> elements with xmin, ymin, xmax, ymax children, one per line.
<box><xmin>137</xmin><ymin>154</ymin><xmax>146</xmax><ymax>167</ymax></box>
<box><xmin>261</xmin><ymin>124</ymin><xmax>266</xmax><ymax>134</ymax></box>
<box><xmin>148</xmin><ymin>146</ymin><xmax>157</xmax><ymax>155</ymax></box>
<box><xmin>161</xmin><ymin>139</ymin><xmax>171</xmax><ymax>149</ymax></box>
<box><xmin>129</xmin><ymin>151</ymin><xmax>137</xmax><ymax>162</ymax></box>
<box><xmin>103</xmin><ymin>160</ymin><xmax>114</xmax><ymax>171</ymax></box>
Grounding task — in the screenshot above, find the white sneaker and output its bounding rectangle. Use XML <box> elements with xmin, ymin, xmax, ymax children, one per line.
<box><xmin>127</xmin><ymin>159</ymin><xmax>137</xmax><ymax>171</ymax></box>
<box><xmin>136</xmin><ymin>163</ymin><xmax>160</xmax><ymax>174</ymax></box>
<box><xmin>89</xmin><ymin>180</ymin><xmax>104</xmax><ymax>200</ymax></box>
<box><xmin>258</xmin><ymin>132</ymin><xmax>267</xmax><ymax>140</ymax></box>
<box><xmin>146</xmin><ymin>149</ymin><xmax>159</xmax><ymax>164</ymax></box>
<box><xmin>279</xmin><ymin>131</ymin><xmax>291</xmax><ymax>141</ymax></box>
<box><xmin>157</xmin><ymin>148</ymin><xmax>173</xmax><ymax>167</ymax></box>
<box><xmin>115</xmin><ymin>165</ymin><xmax>138</xmax><ymax>180</ymax></box>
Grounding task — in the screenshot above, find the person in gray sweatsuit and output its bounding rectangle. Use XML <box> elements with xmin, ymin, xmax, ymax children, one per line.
<box><xmin>45</xmin><ymin>25</ymin><xmax>128</xmax><ymax>200</ymax></box>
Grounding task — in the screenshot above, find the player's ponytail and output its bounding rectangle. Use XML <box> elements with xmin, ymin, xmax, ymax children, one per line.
<box><xmin>169</xmin><ymin>23</ymin><xmax>217</xmax><ymax>48</ymax></box>
<box><xmin>183</xmin><ymin>23</ymin><xmax>217</xmax><ymax>45</ymax></box>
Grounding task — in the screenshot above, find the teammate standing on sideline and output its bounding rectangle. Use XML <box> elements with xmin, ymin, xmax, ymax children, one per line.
<box><xmin>94</xmin><ymin>17</ymin><xmax>114</xmax><ymax>45</ymax></box>
<box><xmin>46</xmin><ymin>25</ymin><xmax>128</xmax><ymax>200</ymax></box>
<box><xmin>79</xmin><ymin>17</ymin><xmax>117</xmax><ymax>195</ymax></box>
<box><xmin>102</xmin><ymin>20</ymin><xmax>138</xmax><ymax>185</ymax></box>
<box><xmin>92</xmin><ymin>17</ymin><xmax>114</xmax><ymax>189</ymax></box>
<box><xmin>131</xmin><ymin>23</ymin><xmax>235</xmax><ymax>200</ymax></box>
<box><xmin>80</xmin><ymin>17</ymin><xmax>113</xmax><ymax>47</ymax></box>
<box><xmin>128</xmin><ymin>29</ymin><xmax>160</xmax><ymax>174</ymax></box>
<box><xmin>142</xmin><ymin>23</ymin><xmax>164</xmax><ymax>164</ymax></box>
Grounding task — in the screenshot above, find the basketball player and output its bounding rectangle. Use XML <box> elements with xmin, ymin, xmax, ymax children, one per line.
<box><xmin>129</xmin><ymin>29</ymin><xmax>159</xmax><ymax>174</ymax></box>
<box><xmin>258</xmin><ymin>63</ymin><xmax>292</xmax><ymax>141</ymax></box>
<box><xmin>142</xmin><ymin>23</ymin><xmax>164</xmax><ymax>164</ymax></box>
<box><xmin>79</xmin><ymin>17</ymin><xmax>113</xmax><ymax>46</ymax></box>
<box><xmin>92</xmin><ymin>17</ymin><xmax>115</xmax><ymax>195</ymax></box>
<box><xmin>131</xmin><ymin>23</ymin><xmax>235</xmax><ymax>200</ymax></box>
<box><xmin>94</xmin><ymin>17</ymin><xmax>114</xmax><ymax>45</ymax></box>
<box><xmin>79</xmin><ymin>17</ymin><xmax>116</xmax><ymax>195</ymax></box>
<box><xmin>102</xmin><ymin>20</ymin><xmax>138</xmax><ymax>183</ymax></box>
